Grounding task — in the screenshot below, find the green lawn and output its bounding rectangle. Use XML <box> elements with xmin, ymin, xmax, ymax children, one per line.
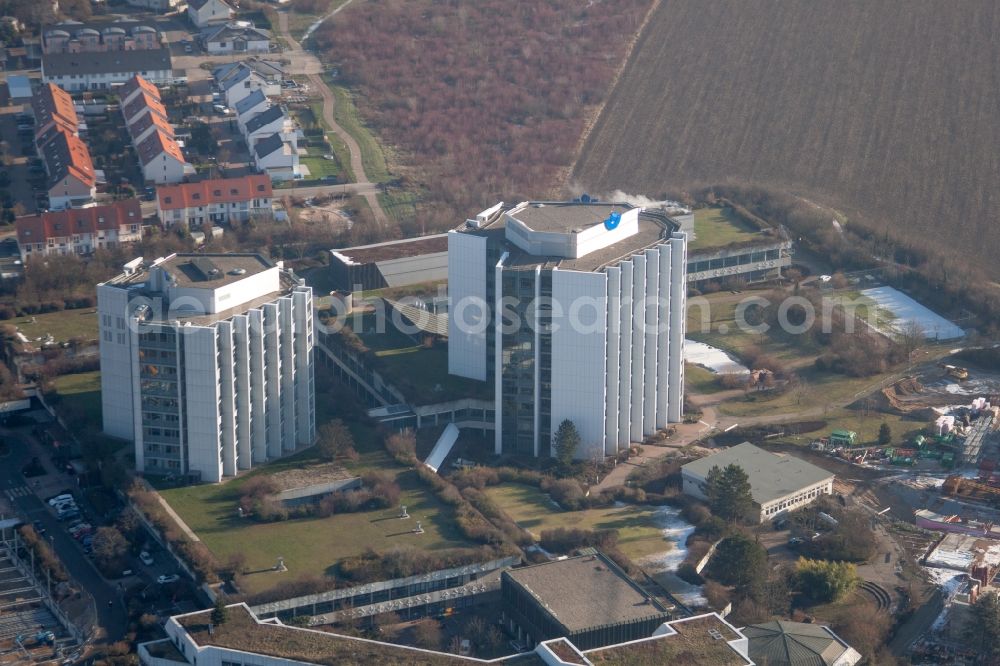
<box><xmin>50</xmin><ymin>371</ymin><xmax>102</xmax><ymax>434</ymax></box>
<box><xmin>325</xmin><ymin>131</ymin><xmax>355</xmax><ymax>183</ymax></box>
<box><xmin>10</xmin><ymin>309</ymin><xmax>98</xmax><ymax>343</ymax></box>
<box><xmin>716</xmin><ymin>366</ymin><xmax>896</xmax><ymax>418</ymax></box>
<box><xmin>486</xmin><ymin>484</ymin><xmax>671</xmax><ymax>562</ymax></box>
<box><xmin>300</xmin><ymin>155</ymin><xmax>341</xmax><ymax>180</ymax></box>
<box><xmin>159</xmin><ymin>450</ymin><xmax>473</xmax><ymax>595</ymax></box>
<box><xmin>687</xmin><ymin>292</ymin><xmax>818</xmax><ymax>364</ymax></box>
<box><xmin>765</xmin><ymin>407</ymin><xmax>927</xmax><ymax>448</ymax></box>
<box><xmin>324</xmin><ymin>78</ymin><xmax>391</xmax><ymax>184</ymax></box>
<box><xmin>684</xmin><ymin>363</ymin><xmax>724</xmax><ymax>394</ymax></box>
<box><xmin>688</xmin><ymin>207</ymin><xmax>761</xmax><ymax>252</ymax></box>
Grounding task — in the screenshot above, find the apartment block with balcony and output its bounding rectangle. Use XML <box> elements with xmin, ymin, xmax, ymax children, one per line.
<box><xmin>448</xmin><ymin>201</ymin><xmax>687</xmax><ymax>459</ymax></box>
<box><xmin>98</xmin><ymin>253</ymin><xmax>315</xmax><ymax>483</ymax></box>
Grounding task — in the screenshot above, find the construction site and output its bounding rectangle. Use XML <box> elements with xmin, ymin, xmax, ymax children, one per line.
<box><xmin>814</xmin><ymin>356</ymin><xmax>1000</xmax><ymax>661</ymax></box>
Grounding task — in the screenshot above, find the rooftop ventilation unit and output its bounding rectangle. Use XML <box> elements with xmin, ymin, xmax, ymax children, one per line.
<box><xmin>190</xmin><ymin>256</ymin><xmax>222</xmax><ymax>281</ymax></box>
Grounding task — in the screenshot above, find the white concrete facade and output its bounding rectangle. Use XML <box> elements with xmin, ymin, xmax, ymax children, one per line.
<box><xmin>447</xmin><ymin>230</ymin><xmax>488</xmax><ymax>381</ymax></box>
<box><xmin>98</xmin><ymin>254</ymin><xmax>315</xmax><ymax>483</ymax></box>
<box><xmin>449</xmin><ymin>202</ymin><xmax>686</xmax><ymax>458</ymax></box>
<box><xmin>43</xmin><ymin>68</ymin><xmax>172</xmax><ymax>91</ymax></box>
<box><xmin>682</xmin><ymin>470</ymin><xmax>834</xmax><ymax>523</ymax></box>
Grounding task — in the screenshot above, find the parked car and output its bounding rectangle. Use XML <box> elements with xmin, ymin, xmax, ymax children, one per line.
<box><xmin>156</xmin><ymin>574</ymin><xmax>180</xmax><ymax>585</ymax></box>
<box><xmin>69</xmin><ymin>523</ymin><xmax>91</xmax><ymax>537</ymax></box>
<box><xmin>48</xmin><ymin>494</ymin><xmax>74</xmax><ymax>507</ymax></box>
<box><xmin>139</xmin><ymin>551</ymin><xmax>154</xmax><ymax>566</ymax></box>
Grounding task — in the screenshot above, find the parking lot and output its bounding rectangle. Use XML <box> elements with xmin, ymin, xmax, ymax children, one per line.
<box><xmin>0</xmin><ymin>103</ymin><xmax>42</xmax><ymax>215</ymax></box>
<box><xmin>0</xmin><ymin>424</ymin><xmax>204</xmax><ymax>639</ymax></box>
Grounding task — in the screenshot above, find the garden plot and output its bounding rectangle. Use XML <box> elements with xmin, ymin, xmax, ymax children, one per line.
<box><xmin>861</xmin><ymin>286</ymin><xmax>964</xmax><ymax>340</ymax></box>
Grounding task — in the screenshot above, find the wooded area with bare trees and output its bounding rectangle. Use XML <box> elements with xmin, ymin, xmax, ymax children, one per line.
<box><xmin>315</xmin><ymin>0</ymin><xmax>653</xmax><ymax>230</ymax></box>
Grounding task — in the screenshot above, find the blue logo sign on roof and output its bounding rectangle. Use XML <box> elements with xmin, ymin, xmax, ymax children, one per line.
<box><xmin>603</xmin><ymin>211</ymin><xmax>621</xmax><ymax>230</ymax></box>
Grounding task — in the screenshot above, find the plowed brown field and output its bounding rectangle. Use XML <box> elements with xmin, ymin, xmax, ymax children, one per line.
<box><xmin>572</xmin><ymin>1</ymin><xmax>1000</xmax><ymax>274</ymax></box>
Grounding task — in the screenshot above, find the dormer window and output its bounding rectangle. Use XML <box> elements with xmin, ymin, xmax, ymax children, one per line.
<box><xmin>164</xmin><ymin>196</ymin><xmax>171</xmax><ymax>204</ymax></box>
<box><xmin>256</xmin><ymin>185</ymin><xmax>265</xmax><ymax>191</ymax></box>
<box><xmin>192</xmin><ymin>193</ymin><xmax>201</xmax><ymax>200</ymax></box>
<box><xmin>213</xmin><ymin>189</ymin><xmax>222</xmax><ymax>197</ymax></box>
<box><xmin>230</xmin><ymin>188</ymin><xmax>238</xmax><ymax>195</ymax></box>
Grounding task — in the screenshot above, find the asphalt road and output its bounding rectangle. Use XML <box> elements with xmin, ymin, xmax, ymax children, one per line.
<box><xmin>0</xmin><ymin>431</ymin><xmax>127</xmax><ymax>641</ymax></box>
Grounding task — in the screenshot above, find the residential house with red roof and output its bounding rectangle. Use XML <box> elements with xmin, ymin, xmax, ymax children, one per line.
<box><xmin>31</xmin><ymin>82</ymin><xmax>79</xmax><ymax>139</ymax></box>
<box><xmin>128</xmin><ymin>108</ymin><xmax>174</xmax><ymax>146</ymax></box>
<box><xmin>15</xmin><ymin>199</ymin><xmax>142</xmax><ymax>261</ymax></box>
<box><xmin>119</xmin><ymin>73</ymin><xmax>162</xmax><ymax>107</ymax></box>
<box><xmin>31</xmin><ymin>83</ymin><xmax>99</xmax><ymax>210</ymax></box>
<box><xmin>136</xmin><ymin>129</ymin><xmax>188</xmax><ymax>184</ymax></box>
<box><xmin>156</xmin><ymin>174</ymin><xmax>272</xmax><ymax>228</ymax></box>
<box><xmin>119</xmin><ymin>75</ymin><xmax>190</xmax><ymax>184</ymax></box>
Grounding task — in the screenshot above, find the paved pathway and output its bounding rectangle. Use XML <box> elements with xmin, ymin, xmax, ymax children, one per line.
<box><xmin>275</xmin><ymin>9</ymin><xmax>388</xmax><ymax>227</ymax></box>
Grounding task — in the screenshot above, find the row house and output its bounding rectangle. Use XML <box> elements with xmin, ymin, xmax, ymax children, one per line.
<box><xmin>156</xmin><ymin>174</ymin><xmax>273</xmax><ymax>228</ymax></box>
<box><xmin>32</xmin><ymin>83</ymin><xmax>96</xmax><ymax>210</ymax></box>
<box><xmin>39</xmin><ymin>129</ymin><xmax>97</xmax><ymax>210</ymax></box>
<box><xmin>136</xmin><ymin>129</ymin><xmax>188</xmax><ymax>185</ymax></box>
<box><xmin>16</xmin><ymin>199</ymin><xmax>142</xmax><ymax>261</ymax></box>
<box><xmin>42</xmin><ymin>21</ymin><xmax>161</xmax><ymax>55</ymax></box>
<box><xmin>253</xmin><ymin>132</ymin><xmax>299</xmax><ymax>181</ymax></box>
<box><xmin>234</xmin><ymin>88</ymin><xmax>300</xmax><ymax>181</ymax></box>
<box><xmin>243</xmin><ymin>104</ymin><xmax>292</xmax><ymax>147</ymax></box>
<box><xmin>120</xmin><ymin>75</ymin><xmax>191</xmax><ymax>184</ymax></box>
<box><xmin>42</xmin><ymin>48</ymin><xmax>174</xmax><ymax>91</ymax></box>
<box><xmin>31</xmin><ymin>82</ymin><xmax>78</xmax><ymax>138</ymax></box>
<box><xmin>213</xmin><ymin>59</ymin><xmax>283</xmax><ymax>108</ymax></box>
